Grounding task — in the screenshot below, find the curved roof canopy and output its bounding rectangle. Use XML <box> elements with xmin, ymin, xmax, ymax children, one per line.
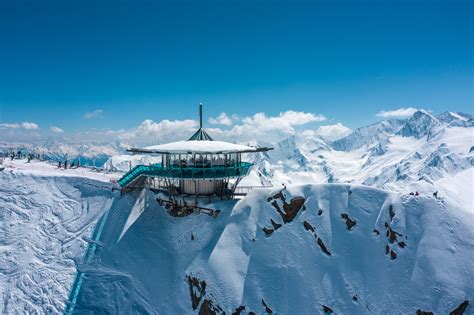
<box><xmin>143</xmin><ymin>140</ymin><xmax>261</xmax><ymax>154</ymax></box>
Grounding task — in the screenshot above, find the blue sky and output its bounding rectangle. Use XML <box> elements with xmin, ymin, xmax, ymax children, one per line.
<box><xmin>0</xmin><ymin>0</ymin><xmax>472</xmax><ymax>140</ymax></box>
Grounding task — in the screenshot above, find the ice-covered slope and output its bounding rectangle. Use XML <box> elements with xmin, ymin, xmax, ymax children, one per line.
<box><xmin>69</xmin><ymin>185</ymin><xmax>473</xmax><ymax>314</ymax></box>
<box><xmin>0</xmin><ymin>171</ymin><xmax>118</xmax><ymax>314</ymax></box>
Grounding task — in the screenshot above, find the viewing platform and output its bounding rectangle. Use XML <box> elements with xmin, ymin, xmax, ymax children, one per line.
<box><xmin>118</xmin><ymin>103</ymin><xmax>272</xmax><ymax>213</ymax></box>
<box><xmin>118</xmin><ymin>162</ymin><xmax>253</xmax><ymax>188</ymax></box>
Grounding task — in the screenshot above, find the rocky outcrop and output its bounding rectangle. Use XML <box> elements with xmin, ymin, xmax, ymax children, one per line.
<box><xmin>382</xmin><ymin>205</ymin><xmax>406</xmax><ymax>260</ymax></box>
<box><xmin>262</xmin><ymin>299</ymin><xmax>273</xmax><ymax>313</ymax></box>
<box><xmin>187</xmin><ymin>275</ymin><xmax>206</xmax><ymax>310</ymax></box>
<box><xmin>317</xmin><ymin>238</ymin><xmax>332</xmax><ymax>256</ymax></box>
<box><xmin>232</xmin><ymin>305</ymin><xmax>245</xmax><ymax>315</ymax></box>
<box><xmin>449</xmin><ymin>300</ymin><xmax>469</xmax><ymax>315</ymax></box>
<box><xmin>322</xmin><ymin>305</ymin><xmax>333</xmax><ymax>313</ymax></box>
<box><xmin>263</xmin><ymin>189</ymin><xmax>306</xmax><ymax>235</ymax></box>
<box><xmin>198</xmin><ymin>299</ymin><xmax>222</xmax><ymax>315</ymax></box>
<box><xmin>341</xmin><ymin>213</ymin><xmax>357</xmax><ymax>230</ymax></box>
<box><xmin>416</xmin><ymin>310</ymin><xmax>433</xmax><ymax>315</ymax></box>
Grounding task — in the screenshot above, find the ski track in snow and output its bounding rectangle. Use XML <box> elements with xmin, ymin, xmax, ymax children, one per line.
<box><xmin>0</xmin><ymin>171</ymin><xmax>116</xmax><ymax>314</ymax></box>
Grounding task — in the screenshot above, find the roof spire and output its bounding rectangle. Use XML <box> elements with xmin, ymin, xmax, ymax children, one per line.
<box><xmin>188</xmin><ymin>102</ymin><xmax>213</xmax><ymax>141</ymax></box>
<box><xmin>199</xmin><ymin>102</ymin><xmax>203</xmax><ymax>129</ymax></box>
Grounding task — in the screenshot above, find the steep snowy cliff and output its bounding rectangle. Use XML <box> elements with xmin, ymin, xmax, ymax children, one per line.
<box><xmin>71</xmin><ymin>185</ymin><xmax>473</xmax><ymax>314</ymax></box>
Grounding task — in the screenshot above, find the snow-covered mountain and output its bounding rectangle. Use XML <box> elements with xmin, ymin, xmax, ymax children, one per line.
<box><xmin>0</xmin><ymin>138</ymin><xmax>126</xmax><ymax>167</ymax></box>
<box><xmin>1</xmin><ymin>110</ymin><xmax>472</xmax><ymax>314</ymax></box>
<box><xmin>246</xmin><ymin>111</ymin><xmax>473</xmax><ymax>212</ymax></box>
<box><xmin>331</xmin><ymin>119</ymin><xmax>405</xmax><ymax>151</ymax></box>
<box><xmin>1</xmin><ymin>171</ymin><xmax>472</xmax><ymax>314</ymax></box>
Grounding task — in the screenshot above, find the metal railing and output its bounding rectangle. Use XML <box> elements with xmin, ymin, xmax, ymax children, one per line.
<box><xmin>117</xmin><ymin>162</ymin><xmax>253</xmax><ymax>188</ymax></box>
<box><xmin>233</xmin><ymin>185</ymin><xmax>273</xmax><ymax>195</ymax></box>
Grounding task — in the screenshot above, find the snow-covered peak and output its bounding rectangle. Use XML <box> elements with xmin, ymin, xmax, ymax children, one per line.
<box><xmin>397</xmin><ymin>110</ymin><xmax>440</xmax><ymax>139</ymax></box>
<box><xmin>437</xmin><ymin>111</ymin><xmax>472</xmax><ymax>123</ymax></box>
<box><xmin>331</xmin><ymin>119</ymin><xmax>404</xmax><ymax>151</ymax></box>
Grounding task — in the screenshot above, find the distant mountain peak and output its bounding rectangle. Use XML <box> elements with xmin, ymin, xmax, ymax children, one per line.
<box><xmin>397</xmin><ymin>110</ymin><xmax>439</xmax><ymax>139</ymax></box>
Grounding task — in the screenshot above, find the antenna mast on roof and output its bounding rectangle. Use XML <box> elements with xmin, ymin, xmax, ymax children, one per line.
<box><xmin>199</xmin><ymin>102</ymin><xmax>203</xmax><ymax>129</ymax></box>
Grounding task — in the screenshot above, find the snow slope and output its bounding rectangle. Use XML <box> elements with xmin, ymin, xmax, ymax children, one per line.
<box><xmin>0</xmin><ymin>171</ymin><xmax>118</xmax><ymax>314</ymax></box>
<box><xmin>70</xmin><ymin>185</ymin><xmax>473</xmax><ymax>314</ymax></box>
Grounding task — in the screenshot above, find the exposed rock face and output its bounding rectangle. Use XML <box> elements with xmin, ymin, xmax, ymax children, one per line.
<box><xmin>449</xmin><ymin>300</ymin><xmax>469</xmax><ymax>315</ymax></box>
<box><xmin>187</xmin><ymin>275</ymin><xmax>206</xmax><ymax>310</ymax></box>
<box><xmin>232</xmin><ymin>305</ymin><xmax>245</xmax><ymax>315</ymax></box>
<box><xmin>281</xmin><ymin>197</ymin><xmax>306</xmax><ymax>223</ymax></box>
<box><xmin>322</xmin><ymin>305</ymin><xmax>333</xmax><ymax>313</ymax></box>
<box><xmin>397</xmin><ymin>110</ymin><xmax>439</xmax><ymax>139</ymax></box>
<box><xmin>383</xmin><ymin>204</ymin><xmax>406</xmax><ymax>260</ymax></box>
<box><xmin>262</xmin><ymin>299</ymin><xmax>273</xmax><ymax>313</ymax></box>
<box><xmin>270</xmin><ymin>219</ymin><xmax>282</xmax><ymax>230</ymax></box>
<box><xmin>303</xmin><ymin>220</ymin><xmax>315</xmax><ymax>232</ymax></box>
<box><xmin>199</xmin><ymin>299</ymin><xmax>222</xmax><ymax>315</ymax></box>
<box><xmin>263</xmin><ymin>189</ymin><xmax>307</xmax><ymax>237</ymax></box>
<box><xmin>301</xmin><ymin>220</ymin><xmax>333</xmax><ymax>256</ymax></box>
<box><xmin>267</xmin><ymin>189</ymin><xmax>306</xmax><ymax>223</ymax></box>
<box><xmin>416</xmin><ymin>310</ymin><xmax>434</xmax><ymax>315</ymax></box>
<box><xmin>317</xmin><ymin>237</ymin><xmax>332</xmax><ymax>256</ymax></box>
<box><xmin>263</xmin><ymin>227</ymin><xmax>274</xmax><ymax>236</ymax></box>
<box><xmin>341</xmin><ymin>213</ymin><xmax>357</xmax><ymax>230</ymax></box>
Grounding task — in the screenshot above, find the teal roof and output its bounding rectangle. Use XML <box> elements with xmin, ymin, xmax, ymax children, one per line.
<box><xmin>188</xmin><ymin>128</ymin><xmax>214</xmax><ymax>141</ymax></box>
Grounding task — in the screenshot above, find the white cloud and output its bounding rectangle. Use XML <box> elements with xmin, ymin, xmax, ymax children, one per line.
<box><xmin>77</xmin><ymin>111</ymin><xmax>326</xmax><ymax>145</ymax></box>
<box><xmin>376</xmin><ymin>107</ymin><xmax>419</xmax><ymax>118</ymax></box>
<box><xmin>0</xmin><ymin>122</ymin><xmax>39</xmax><ymax>130</ymax></box>
<box><xmin>21</xmin><ymin>122</ymin><xmax>39</xmax><ymax>130</ymax></box>
<box><xmin>209</xmin><ymin>112</ymin><xmax>234</xmax><ymax>126</ymax></box>
<box><xmin>317</xmin><ymin>123</ymin><xmax>352</xmax><ymax>141</ymax></box>
<box><xmin>50</xmin><ymin>126</ymin><xmax>64</xmax><ymax>133</ymax></box>
<box><xmin>84</xmin><ymin>109</ymin><xmax>104</xmax><ymax>119</ymax></box>
<box><xmin>0</xmin><ymin>123</ymin><xmax>21</xmax><ymax>129</ymax></box>
<box><xmin>135</xmin><ymin>119</ymin><xmax>197</xmax><ymax>137</ymax></box>
<box><xmin>230</xmin><ymin>110</ymin><xmax>326</xmax><ymax>137</ymax></box>
<box><xmin>0</xmin><ymin>110</ymin><xmax>330</xmax><ymax>145</ymax></box>
<box><xmin>107</xmin><ymin>119</ymin><xmax>199</xmax><ymax>143</ymax></box>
